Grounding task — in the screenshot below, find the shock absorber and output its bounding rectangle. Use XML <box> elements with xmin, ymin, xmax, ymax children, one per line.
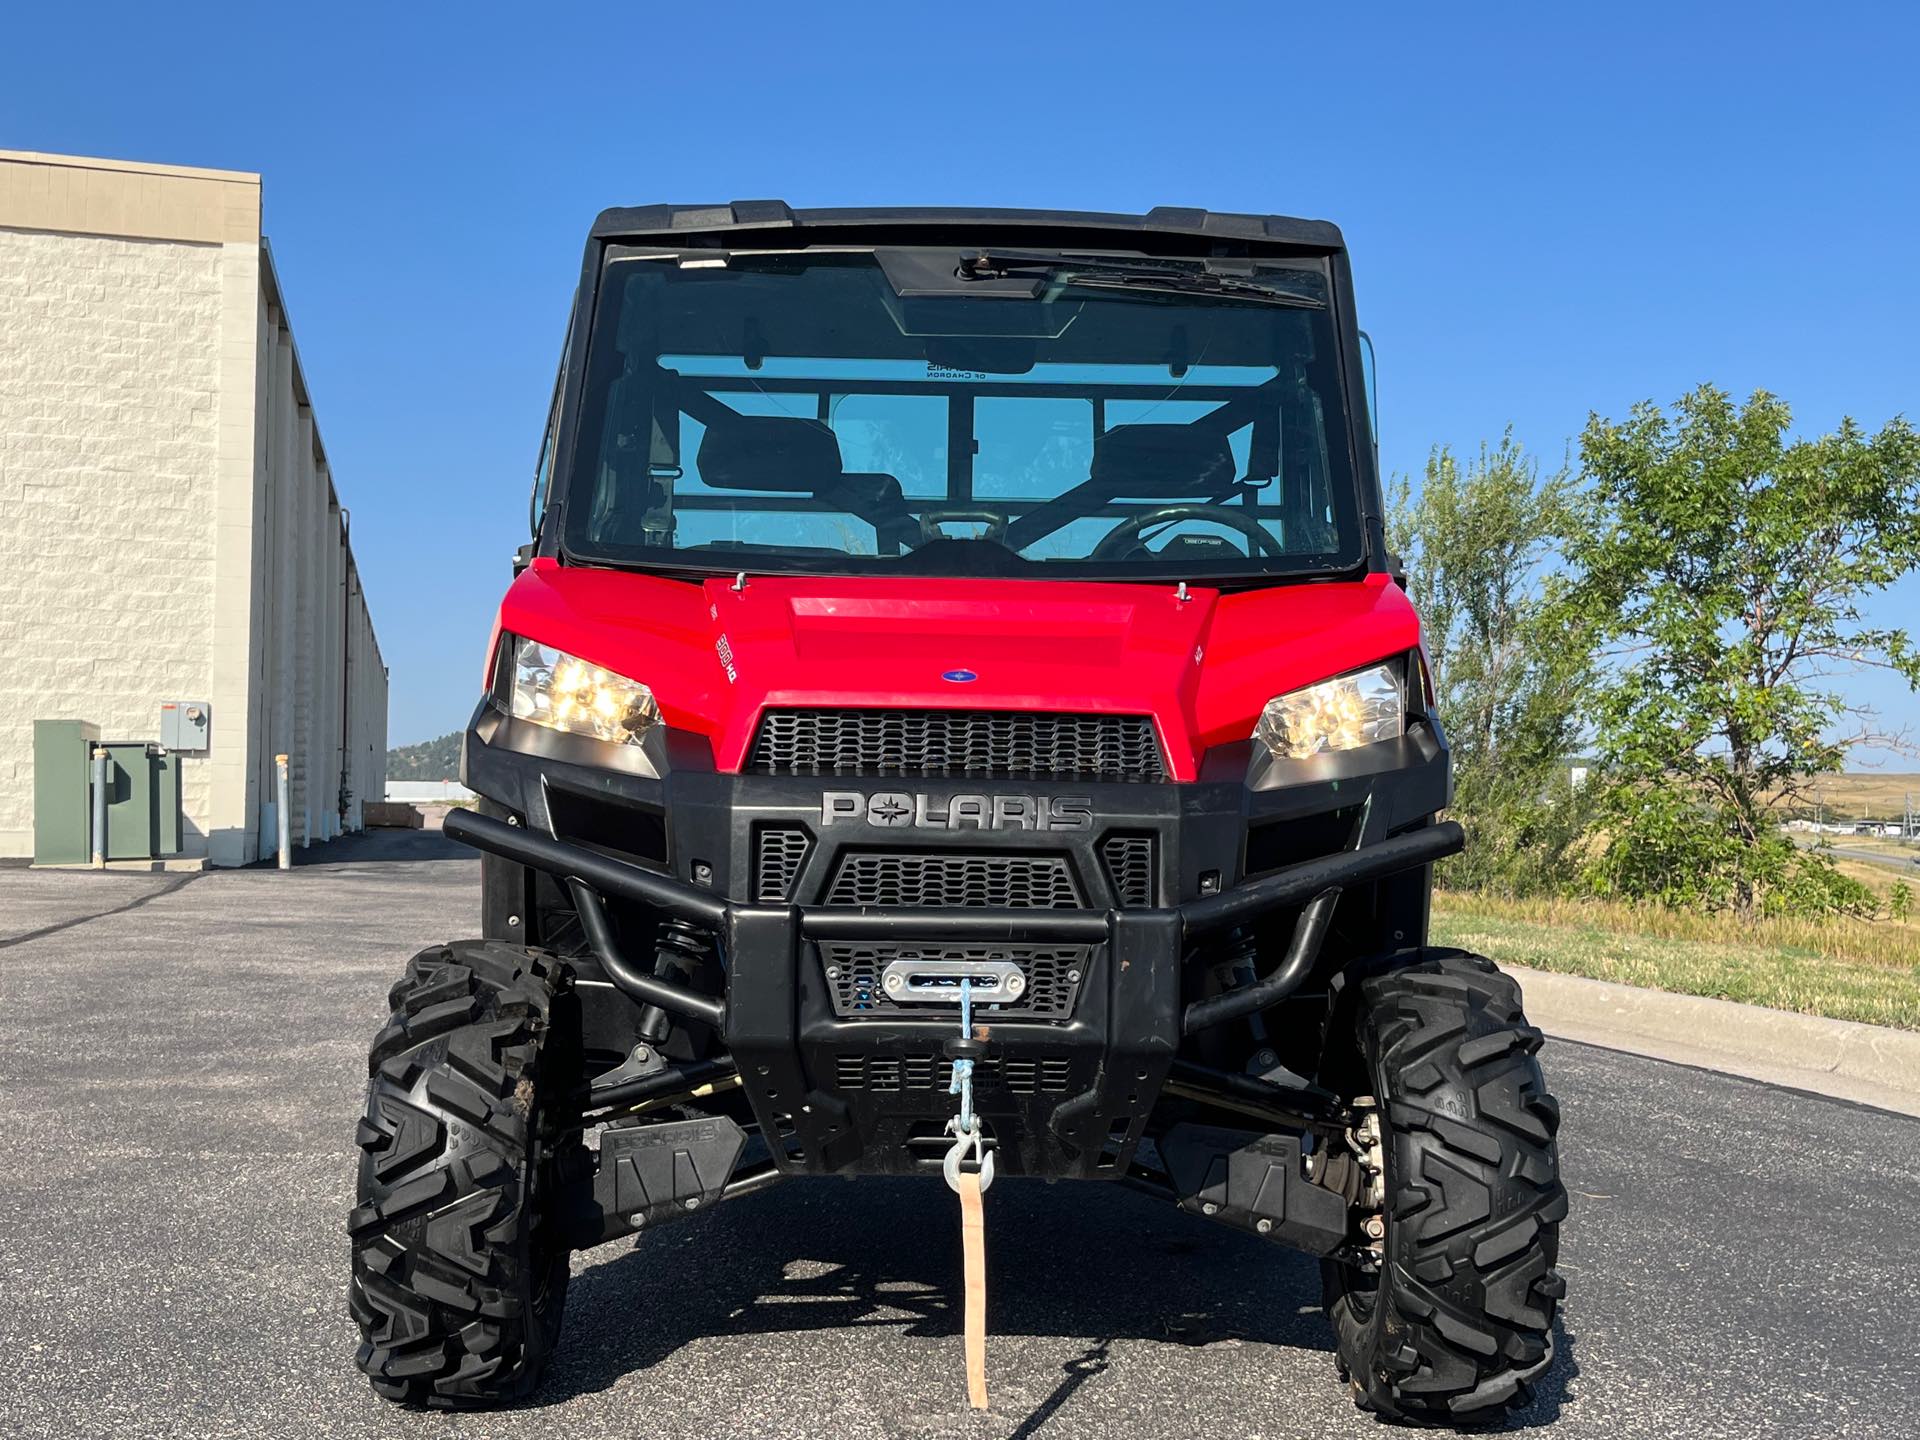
<box><xmin>637</xmin><ymin>916</ymin><xmax>716</xmax><ymax>1043</ymax></box>
<box><xmin>1207</xmin><ymin>926</ymin><xmax>1271</xmax><ymax>1051</ymax></box>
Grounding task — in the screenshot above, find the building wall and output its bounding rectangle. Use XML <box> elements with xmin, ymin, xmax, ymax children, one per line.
<box><xmin>346</xmin><ymin>587</ymin><xmax>389</xmax><ymax>830</ymax></box>
<box><xmin>0</xmin><ymin>150</ymin><xmax>386</xmax><ymax>865</ymax></box>
<box><xmin>246</xmin><ymin>277</ymin><xmax>387</xmax><ymax>859</ymax></box>
<box><xmin>0</xmin><ymin>227</ymin><xmax>224</xmax><ymax>855</ymax></box>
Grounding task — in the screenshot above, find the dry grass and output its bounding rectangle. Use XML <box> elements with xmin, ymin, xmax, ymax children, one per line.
<box><xmin>1432</xmin><ymin>870</ymin><xmax>1920</xmax><ymax>1030</ymax></box>
<box><xmin>1775</xmin><ymin>772</ymin><xmax>1920</xmax><ymax>820</ymax></box>
<box><xmin>1831</xmin><ymin>855</ymin><xmax>1920</xmax><ymax>915</ymax></box>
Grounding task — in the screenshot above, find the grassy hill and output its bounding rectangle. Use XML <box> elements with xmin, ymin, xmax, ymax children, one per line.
<box><xmin>1777</xmin><ymin>773</ymin><xmax>1920</xmax><ymax>823</ymax></box>
<box><xmin>386</xmin><ymin>731</ymin><xmax>463</xmax><ymax>781</ymax></box>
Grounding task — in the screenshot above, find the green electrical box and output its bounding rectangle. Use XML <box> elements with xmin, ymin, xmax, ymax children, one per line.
<box><xmin>32</xmin><ymin>719</ymin><xmax>100</xmax><ymax>866</ymax></box>
<box><xmin>34</xmin><ymin>724</ymin><xmax>183</xmax><ymax>866</ymax></box>
<box><xmin>102</xmin><ymin>743</ymin><xmax>183</xmax><ymax>861</ymax></box>
<box><xmin>156</xmin><ymin>749</ymin><xmax>183</xmax><ymax>856</ymax></box>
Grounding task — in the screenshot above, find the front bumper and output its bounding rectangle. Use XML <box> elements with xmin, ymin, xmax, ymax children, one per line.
<box><xmin>444</xmin><ymin>788</ymin><xmax>1461</xmax><ymax>1179</ymax></box>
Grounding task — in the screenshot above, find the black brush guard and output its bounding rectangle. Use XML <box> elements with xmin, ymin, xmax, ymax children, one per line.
<box><xmin>443</xmin><ymin>807</ymin><xmax>1463</xmax><ymax>1178</ymax></box>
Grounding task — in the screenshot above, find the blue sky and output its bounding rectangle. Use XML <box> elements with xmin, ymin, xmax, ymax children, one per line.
<box><xmin>5</xmin><ymin>4</ymin><xmax>1917</xmax><ymax>760</ymax></box>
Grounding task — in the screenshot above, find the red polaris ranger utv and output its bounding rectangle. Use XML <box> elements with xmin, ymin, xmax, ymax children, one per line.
<box><xmin>348</xmin><ymin>204</ymin><xmax>1566</xmax><ymax>1424</ymax></box>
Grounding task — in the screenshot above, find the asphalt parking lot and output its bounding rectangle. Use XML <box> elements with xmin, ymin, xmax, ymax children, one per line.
<box><xmin>2</xmin><ymin>835</ymin><xmax>1916</xmax><ymax>1439</ymax></box>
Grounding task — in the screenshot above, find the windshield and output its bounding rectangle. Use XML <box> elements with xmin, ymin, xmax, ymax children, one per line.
<box><xmin>559</xmin><ymin>248</ymin><xmax>1364</xmax><ymax>580</ymax></box>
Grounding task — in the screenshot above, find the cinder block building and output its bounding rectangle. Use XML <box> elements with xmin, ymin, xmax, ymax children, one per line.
<box><xmin>0</xmin><ymin>150</ymin><xmax>386</xmax><ymax>866</ymax></box>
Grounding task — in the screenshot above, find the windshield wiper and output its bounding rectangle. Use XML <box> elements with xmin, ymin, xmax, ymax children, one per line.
<box><xmin>956</xmin><ymin>250</ymin><xmax>1325</xmax><ymax>307</ymax></box>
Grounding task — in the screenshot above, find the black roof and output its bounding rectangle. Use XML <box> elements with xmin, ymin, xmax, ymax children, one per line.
<box><xmin>589</xmin><ymin>202</ymin><xmax>1345</xmax><ymax>254</ymax></box>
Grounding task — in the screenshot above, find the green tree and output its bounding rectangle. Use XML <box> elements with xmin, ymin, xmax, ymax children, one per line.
<box><xmin>1567</xmin><ymin>385</ymin><xmax>1920</xmax><ymax>916</ymax></box>
<box><xmin>1390</xmin><ymin>433</ymin><xmax>1591</xmax><ymax>894</ymax></box>
<box><xmin>387</xmin><ymin>731</ymin><xmax>464</xmax><ymax>781</ymax></box>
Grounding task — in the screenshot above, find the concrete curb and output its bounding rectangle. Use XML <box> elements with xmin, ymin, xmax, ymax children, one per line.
<box><xmin>1506</xmin><ymin>965</ymin><xmax>1920</xmax><ymax>1118</ymax></box>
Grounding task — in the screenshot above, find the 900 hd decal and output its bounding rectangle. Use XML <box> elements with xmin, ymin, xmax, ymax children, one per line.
<box><xmin>822</xmin><ymin>791</ymin><xmax>1093</xmax><ymax>832</ymax></box>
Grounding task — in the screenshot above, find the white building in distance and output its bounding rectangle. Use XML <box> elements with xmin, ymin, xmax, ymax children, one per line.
<box><xmin>0</xmin><ymin>150</ymin><xmax>387</xmax><ymax>866</ymax></box>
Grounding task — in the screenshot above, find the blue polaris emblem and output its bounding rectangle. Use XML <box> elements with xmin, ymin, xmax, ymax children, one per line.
<box><xmin>942</xmin><ymin>668</ymin><xmax>978</xmax><ymax>683</ymax></box>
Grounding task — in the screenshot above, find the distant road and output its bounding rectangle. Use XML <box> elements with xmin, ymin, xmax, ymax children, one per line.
<box><xmin>1789</xmin><ymin>833</ymin><xmax>1920</xmax><ymax>871</ymax></box>
<box><xmin>1807</xmin><ymin>841</ymin><xmax>1920</xmax><ymax>872</ymax></box>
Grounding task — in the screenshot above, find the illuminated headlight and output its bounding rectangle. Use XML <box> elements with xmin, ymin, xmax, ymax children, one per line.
<box><xmin>508</xmin><ymin>638</ymin><xmax>659</xmax><ymax>746</ymax></box>
<box><xmin>1254</xmin><ymin>663</ymin><xmax>1404</xmax><ymax>761</ymax></box>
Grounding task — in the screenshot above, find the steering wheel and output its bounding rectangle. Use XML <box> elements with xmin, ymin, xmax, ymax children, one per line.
<box><xmin>1091</xmin><ymin>504</ymin><xmax>1285</xmax><ymax>560</ymax></box>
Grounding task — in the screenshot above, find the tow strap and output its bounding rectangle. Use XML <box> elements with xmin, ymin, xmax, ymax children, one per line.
<box><xmin>957</xmin><ymin>1170</ymin><xmax>988</xmax><ymax>1409</ymax></box>
<box><xmin>942</xmin><ymin>979</ymin><xmax>993</xmax><ymax>1410</ymax></box>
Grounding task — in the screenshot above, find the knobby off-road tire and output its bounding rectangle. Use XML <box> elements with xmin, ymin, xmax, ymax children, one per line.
<box><xmin>1323</xmin><ymin>949</ymin><xmax>1568</xmax><ymax>1425</ymax></box>
<box><xmin>348</xmin><ymin>940</ymin><xmax>584</xmax><ymax>1407</ymax></box>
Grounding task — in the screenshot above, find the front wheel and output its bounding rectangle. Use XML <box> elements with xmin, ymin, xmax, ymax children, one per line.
<box><xmin>347</xmin><ymin>940</ymin><xmax>583</xmax><ymax>1407</ymax></box>
<box><xmin>1323</xmin><ymin>949</ymin><xmax>1568</xmax><ymax>1425</ymax></box>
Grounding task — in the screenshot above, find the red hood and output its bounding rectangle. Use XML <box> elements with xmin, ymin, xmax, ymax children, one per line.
<box><xmin>493</xmin><ymin>560</ymin><xmax>1420</xmax><ymax>781</ymax></box>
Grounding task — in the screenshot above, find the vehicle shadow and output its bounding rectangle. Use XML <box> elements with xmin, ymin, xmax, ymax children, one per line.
<box><xmin>1003</xmin><ymin>1318</ymin><xmax>1576</xmax><ymax>1437</ymax></box>
<box><xmin>1506</xmin><ymin>1313</ymin><xmax>1579</xmax><ymax>1430</ymax></box>
<box><xmin>537</xmin><ymin>1174</ymin><xmax>1577</xmax><ymax>1429</ymax></box>
<box><xmin>541</xmin><ymin>1175</ymin><xmax>1328</xmax><ymax>1399</ymax></box>
<box><xmin>282</xmin><ymin>828</ymin><xmax>469</xmax><ymax>867</ymax></box>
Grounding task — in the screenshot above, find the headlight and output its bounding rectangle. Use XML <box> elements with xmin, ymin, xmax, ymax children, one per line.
<box><xmin>1254</xmin><ymin>663</ymin><xmax>1404</xmax><ymax>761</ymax></box>
<box><xmin>507</xmin><ymin>638</ymin><xmax>659</xmax><ymax>746</ymax></box>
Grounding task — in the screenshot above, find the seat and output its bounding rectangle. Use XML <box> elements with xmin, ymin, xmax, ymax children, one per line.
<box><xmin>695</xmin><ymin>414</ymin><xmax>843</xmax><ymax>492</ymax></box>
<box><xmin>695</xmin><ymin>412</ymin><xmax>914</xmax><ymax>553</ymax></box>
<box><xmin>1004</xmin><ymin>418</ymin><xmax>1241</xmax><ymax>553</ymax></box>
<box><xmin>1088</xmin><ymin>422</ymin><xmax>1238</xmax><ymax>494</ymax></box>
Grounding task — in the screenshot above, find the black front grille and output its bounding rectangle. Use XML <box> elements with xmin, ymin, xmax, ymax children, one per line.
<box><xmin>825</xmin><ymin>852</ymin><xmax>1080</xmax><ymax>909</ymax></box>
<box><xmin>821</xmin><ymin>942</ymin><xmax>1087</xmax><ymax>1019</ymax></box>
<box><xmin>1100</xmin><ymin>833</ymin><xmax>1155</xmax><ymax>907</ymax></box>
<box><xmin>834</xmin><ymin>1053</ymin><xmax>1073</xmax><ymax>1094</ymax></box>
<box><xmin>749</xmin><ymin>708</ymin><xmax>1166</xmax><ymax>782</ymax></box>
<box><xmin>754</xmin><ymin>826</ymin><xmax>811</xmax><ymax>902</ymax></box>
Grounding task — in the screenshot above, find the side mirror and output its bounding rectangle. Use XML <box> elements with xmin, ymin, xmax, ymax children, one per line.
<box><xmin>513</xmin><ymin>541</ymin><xmax>536</xmax><ymax>576</ymax></box>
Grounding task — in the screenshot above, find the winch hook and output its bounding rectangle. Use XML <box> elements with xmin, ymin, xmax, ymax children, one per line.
<box><xmin>942</xmin><ymin>1120</ymin><xmax>995</xmax><ymax>1194</ymax></box>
